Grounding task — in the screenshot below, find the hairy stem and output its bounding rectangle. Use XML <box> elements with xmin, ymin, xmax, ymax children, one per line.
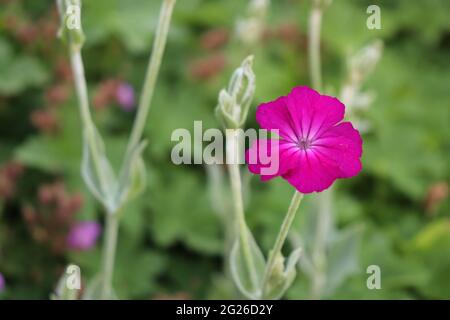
<box><xmin>70</xmin><ymin>51</ymin><xmax>92</xmax><ymax>128</ymax></box>
<box><xmin>262</xmin><ymin>191</ymin><xmax>303</xmax><ymax>294</ymax></box>
<box><xmin>62</xmin><ymin>1</ymin><xmax>118</xmax><ymax>300</ymax></box>
<box><xmin>308</xmin><ymin>5</ymin><xmax>323</xmax><ymax>90</ymax></box>
<box><xmin>125</xmin><ymin>0</ymin><xmax>176</xmax><ymax>155</ymax></box>
<box><xmin>100</xmin><ymin>214</ymin><xmax>119</xmax><ymax>299</ymax></box>
<box><xmin>227</xmin><ymin>129</ymin><xmax>258</xmax><ymax>290</ymax></box>
<box><xmin>69</xmin><ymin>50</ymin><xmax>110</xmax><ymax>195</ymax></box>
<box><xmin>64</xmin><ymin>0</ymin><xmax>177</xmax><ymax>300</ymax></box>
<box><xmin>310</xmin><ymin>188</ymin><xmax>332</xmax><ymax>299</ymax></box>
<box><xmin>99</xmin><ymin>0</ymin><xmax>176</xmax><ymax>298</ymax></box>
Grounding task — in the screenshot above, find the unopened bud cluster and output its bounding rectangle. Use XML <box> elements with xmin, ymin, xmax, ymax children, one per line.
<box><xmin>341</xmin><ymin>40</ymin><xmax>383</xmax><ymax>133</ymax></box>
<box><xmin>348</xmin><ymin>40</ymin><xmax>383</xmax><ymax>85</ymax></box>
<box><xmin>216</xmin><ymin>56</ymin><xmax>256</xmax><ymax>129</ymax></box>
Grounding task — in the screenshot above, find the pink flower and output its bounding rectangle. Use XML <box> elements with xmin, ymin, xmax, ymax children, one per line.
<box><xmin>246</xmin><ymin>86</ymin><xmax>362</xmax><ymax>193</ymax></box>
<box><xmin>116</xmin><ymin>82</ymin><xmax>135</xmax><ymax>111</ymax></box>
<box><xmin>67</xmin><ymin>221</ymin><xmax>101</xmax><ymax>251</ymax></box>
<box><xmin>0</xmin><ymin>273</ymin><xmax>5</xmax><ymax>292</ymax></box>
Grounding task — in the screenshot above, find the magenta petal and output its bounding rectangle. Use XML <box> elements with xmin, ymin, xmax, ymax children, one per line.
<box><xmin>310</xmin><ymin>95</ymin><xmax>346</xmax><ymax>139</ymax></box>
<box><xmin>313</xmin><ymin>122</ymin><xmax>363</xmax><ymax>178</ymax></box>
<box><xmin>246</xmin><ymin>139</ymin><xmax>301</xmax><ymax>181</ymax></box>
<box><xmin>286</xmin><ymin>86</ymin><xmax>345</xmax><ymax>140</ymax></box>
<box><xmin>255</xmin><ymin>97</ymin><xmax>298</xmax><ymax>142</ymax></box>
<box><xmin>282</xmin><ymin>150</ymin><xmax>339</xmax><ymax>193</ymax></box>
<box><xmin>285</xmin><ymin>86</ymin><xmax>320</xmax><ymax>139</ymax></box>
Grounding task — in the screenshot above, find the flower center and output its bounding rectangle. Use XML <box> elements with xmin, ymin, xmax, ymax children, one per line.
<box><xmin>297</xmin><ymin>138</ymin><xmax>312</xmax><ymax>150</ymax></box>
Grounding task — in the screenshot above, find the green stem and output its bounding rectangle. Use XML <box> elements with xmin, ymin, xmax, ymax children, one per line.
<box><xmin>125</xmin><ymin>0</ymin><xmax>176</xmax><ymax>155</ymax></box>
<box><xmin>227</xmin><ymin>129</ymin><xmax>258</xmax><ymax>290</ymax></box>
<box><xmin>69</xmin><ymin>48</ymin><xmax>121</xmax><ymax>301</ymax></box>
<box><xmin>58</xmin><ymin>0</ymin><xmax>107</xmax><ymax>202</ymax></box>
<box><xmin>100</xmin><ymin>214</ymin><xmax>119</xmax><ymax>299</ymax></box>
<box><xmin>61</xmin><ymin>1</ymin><xmax>117</xmax><ymax>300</ymax></box>
<box><xmin>99</xmin><ymin>0</ymin><xmax>175</xmax><ymax>297</ymax></box>
<box><xmin>310</xmin><ymin>187</ymin><xmax>333</xmax><ymax>299</ymax></box>
<box><xmin>69</xmin><ymin>50</ymin><xmax>108</xmax><ymax>195</ymax></box>
<box><xmin>262</xmin><ymin>191</ymin><xmax>303</xmax><ymax>294</ymax></box>
<box><xmin>69</xmin><ymin>50</ymin><xmax>92</xmax><ymax>127</ymax></box>
<box><xmin>307</xmin><ymin>0</ymin><xmax>330</xmax><ymax>300</ymax></box>
<box><xmin>59</xmin><ymin>1</ymin><xmax>108</xmax><ymax>199</ymax></box>
<box><xmin>308</xmin><ymin>5</ymin><xmax>323</xmax><ymax>91</ymax></box>
<box><xmin>64</xmin><ymin>0</ymin><xmax>176</xmax><ymax>300</ymax></box>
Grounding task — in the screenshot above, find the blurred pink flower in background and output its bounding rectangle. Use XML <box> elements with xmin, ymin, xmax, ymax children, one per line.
<box><xmin>0</xmin><ymin>273</ymin><xmax>5</xmax><ymax>292</ymax></box>
<box><xmin>67</xmin><ymin>221</ymin><xmax>102</xmax><ymax>251</ymax></box>
<box><xmin>246</xmin><ymin>86</ymin><xmax>363</xmax><ymax>193</ymax></box>
<box><xmin>115</xmin><ymin>82</ymin><xmax>136</xmax><ymax>111</ymax></box>
<box><xmin>93</xmin><ymin>79</ymin><xmax>135</xmax><ymax>111</ymax></box>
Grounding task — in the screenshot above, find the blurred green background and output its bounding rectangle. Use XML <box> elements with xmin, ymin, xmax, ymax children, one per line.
<box><xmin>0</xmin><ymin>0</ymin><xmax>449</xmax><ymax>299</ymax></box>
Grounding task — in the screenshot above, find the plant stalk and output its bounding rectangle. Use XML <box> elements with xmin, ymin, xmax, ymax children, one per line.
<box><xmin>125</xmin><ymin>0</ymin><xmax>176</xmax><ymax>155</ymax></box>
<box><xmin>310</xmin><ymin>188</ymin><xmax>332</xmax><ymax>299</ymax></box>
<box><xmin>227</xmin><ymin>129</ymin><xmax>258</xmax><ymax>289</ymax></box>
<box><xmin>262</xmin><ymin>191</ymin><xmax>303</xmax><ymax>294</ymax></box>
<box><xmin>308</xmin><ymin>5</ymin><xmax>323</xmax><ymax>91</ymax></box>
<box><xmin>100</xmin><ymin>214</ymin><xmax>119</xmax><ymax>299</ymax></box>
<box><xmin>70</xmin><ymin>51</ymin><xmax>113</xmax><ymax>200</ymax></box>
<box><xmin>65</xmin><ymin>0</ymin><xmax>177</xmax><ymax>300</ymax></box>
<box><xmin>99</xmin><ymin>0</ymin><xmax>176</xmax><ymax>298</ymax></box>
<box><xmin>70</xmin><ymin>51</ymin><xmax>93</xmax><ymax>128</ymax></box>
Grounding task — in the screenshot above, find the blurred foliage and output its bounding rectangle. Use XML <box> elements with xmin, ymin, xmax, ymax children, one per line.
<box><xmin>0</xmin><ymin>0</ymin><xmax>449</xmax><ymax>299</ymax></box>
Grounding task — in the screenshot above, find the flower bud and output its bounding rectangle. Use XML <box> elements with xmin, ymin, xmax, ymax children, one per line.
<box><xmin>349</xmin><ymin>40</ymin><xmax>383</xmax><ymax>84</ymax></box>
<box><xmin>216</xmin><ymin>56</ymin><xmax>255</xmax><ymax>128</ymax></box>
<box><xmin>341</xmin><ymin>40</ymin><xmax>383</xmax><ymax>133</ymax></box>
